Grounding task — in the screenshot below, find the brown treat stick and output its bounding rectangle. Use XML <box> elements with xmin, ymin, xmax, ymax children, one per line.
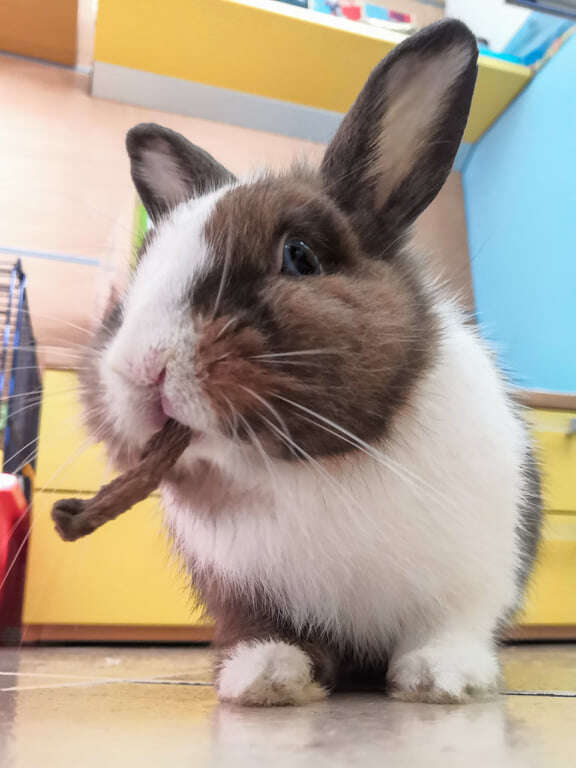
<box><xmin>51</xmin><ymin>420</ymin><xmax>193</xmax><ymax>542</ymax></box>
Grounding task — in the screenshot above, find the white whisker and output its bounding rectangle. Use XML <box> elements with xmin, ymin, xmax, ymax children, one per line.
<box><xmin>236</xmin><ymin>412</ymin><xmax>279</xmax><ymax>492</ymax></box>
<box><xmin>237</xmin><ymin>385</ymin><xmax>293</xmax><ymax>440</ymax></box>
<box><xmin>251</xmin><ymin>349</ymin><xmax>338</xmax><ymax>360</ymax></box>
<box><xmin>213</xmin><ymin>316</ymin><xmax>237</xmax><ymax>342</ymax></box>
<box><xmin>211</xmin><ymin>230</ymin><xmax>233</xmax><ymax>320</ymax></box>
<box><xmin>257</xmin><ymin>414</ymin><xmax>373</xmax><ymax>532</ymax></box>
<box><xmin>0</xmin><ymin>434</ymin><xmax>95</xmax><ymax>599</ymax></box>
<box><xmin>0</xmin><ymin>385</ymin><xmax>83</xmax><ymax>402</ymax></box>
<box><xmin>2</xmin><ymin>435</ymin><xmax>39</xmax><ymax>467</ymax></box>
<box><xmin>0</xmin><ymin>528</ymin><xmax>32</xmax><ymax>594</ymax></box>
<box><xmin>274</xmin><ymin>394</ymin><xmax>455</xmax><ymax>512</ymax></box>
<box><xmin>16</xmin><ymin>309</ymin><xmax>96</xmax><ymax>337</ymax></box>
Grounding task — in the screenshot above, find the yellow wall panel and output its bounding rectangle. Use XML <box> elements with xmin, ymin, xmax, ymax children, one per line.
<box><xmin>28</xmin><ymin>369</ymin><xmax>207</xmax><ymax>629</ymax></box>
<box><xmin>30</xmin><ymin>369</ymin><xmax>576</xmax><ymax>630</ymax></box>
<box><xmin>23</xmin><ymin>493</ymin><xmax>206</xmax><ymax>627</ymax></box>
<box><xmin>35</xmin><ymin>370</ymin><xmax>113</xmax><ymax>493</ymax></box>
<box><xmin>526</xmin><ymin>410</ymin><xmax>576</xmax><ymax>513</ymax></box>
<box><xmin>94</xmin><ymin>0</ymin><xmax>531</xmax><ymax>143</ymax></box>
<box><xmin>95</xmin><ymin>0</ymin><xmax>394</xmax><ymax>113</ymax></box>
<box><xmin>518</xmin><ymin>514</ymin><xmax>576</xmax><ymax>626</ymax></box>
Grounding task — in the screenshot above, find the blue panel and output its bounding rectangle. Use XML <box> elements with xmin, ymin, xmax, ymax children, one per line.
<box><xmin>478</xmin><ymin>46</ymin><xmax>525</xmax><ymax>64</ymax></box>
<box><xmin>463</xmin><ymin>33</ymin><xmax>576</xmax><ymax>392</ymax></box>
<box><xmin>313</xmin><ymin>2</ymin><xmax>393</xmax><ymax>19</ymax></box>
<box><xmin>506</xmin><ymin>2</ymin><xmax>576</xmax><ymax>22</ymax></box>
<box><xmin>312</xmin><ymin>1</ymin><xmax>336</xmax><ymax>12</ymax></box>
<box><xmin>365</xmin><ymin>5</ymin><xmax>391</xmax><ymax>20</ymax></box>
<box><xmin>453</xmin><ymin>142</ymin><xmax>473</xmax><ymax>171</ymax></box>
<box><xmin>503</xmin><ymin>13</ymin><xmax>573</xmax><ymax>64</ymax></box>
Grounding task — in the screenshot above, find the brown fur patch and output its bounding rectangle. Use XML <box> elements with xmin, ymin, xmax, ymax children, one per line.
<box><xmin>195</xmin><ymin>316</ymin><xmax>285</xmax><ymax>416</ymax></box>
<box><xmin>192</xmin><ymin>175</ymin><xmax>438</xmax><ymax>459</ymax></box>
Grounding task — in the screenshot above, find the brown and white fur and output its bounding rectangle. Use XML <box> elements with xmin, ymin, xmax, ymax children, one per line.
<box><xmin>83</xmin><ymin>21</ymin><xmax>541</xmax><ymax>705</ymax></box>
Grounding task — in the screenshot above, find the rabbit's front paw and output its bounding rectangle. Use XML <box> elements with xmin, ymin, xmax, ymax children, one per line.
<box><xmin>388</xmin><ymin>639</ymin><xmax>500</xmax><ymax>704</ymax></box>
<box><xmin>217</xmin><ymin>640</ymin><xmax>326</xmax><ymax>707</ymax></box>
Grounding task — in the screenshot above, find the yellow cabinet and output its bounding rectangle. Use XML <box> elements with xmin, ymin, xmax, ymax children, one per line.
<box><xmin>518</xmin><ymin>514</ymin><xmax>576</xmax><ymax>627</ymax></box>
<box><xmin>24</xmin><ymin>372</ymin><xmax>576</xmax><ymax>639</ymax></box>
<box><xmin>23</xmin><ymin>493</ymin><xmax>205</xmax><ymax>628</ymax></box>
<box><xmin>525</xmin><ymin>409</ymin><xmax>576</xmax><ymax>513</ymax></box>
<box><xmin>34</xmin><ymin>370</ymin><xmax>113</xmax><ymax>493</ymax></box>
<box><xmin>24</xmin><ymin>370</ymin><xmax>210</xmax><ymax>641</ymax></box>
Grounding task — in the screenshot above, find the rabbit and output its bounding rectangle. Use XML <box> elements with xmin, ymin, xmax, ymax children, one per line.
<box><xmin>82</xmin><ymin>19</ymin><xmax>541</xmax><ymax>706</ymax></box>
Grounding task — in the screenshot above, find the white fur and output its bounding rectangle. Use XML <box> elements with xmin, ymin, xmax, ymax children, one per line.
<box><xmin>102</xmin><ymin>203</ymin><xmax>528</xmax><ymax>706</ymax></box>
<box><xmin>218</xmin><ymin>641</ymin><xmax>326</xmax><ymax>706</ymax></box>
<box><xmin>101</xmin><ymin>187</ymin><xmax>233</xmax><ymax>445</ymax></box>
<box><xmin>388</xmin><ymin>628</ymin><xmax>500</xmax><ymax>703</ymax></box>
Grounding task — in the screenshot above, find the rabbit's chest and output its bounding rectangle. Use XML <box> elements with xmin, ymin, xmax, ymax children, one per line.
<box><xmin>160</xmin><ymin>457</ymin><xmax>444</xmax><ymax>647</ymax></box>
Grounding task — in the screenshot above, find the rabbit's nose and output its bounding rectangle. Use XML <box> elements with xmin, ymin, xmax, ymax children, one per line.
<box><xmin>155</xmin><ymin>366</ymin><xmax>167</xmax><ymax>388</ymax></box>
<box><xmin>123</xmin><ymin>349</ymin><xmax>168</xmax><ymax>388</ymax></box>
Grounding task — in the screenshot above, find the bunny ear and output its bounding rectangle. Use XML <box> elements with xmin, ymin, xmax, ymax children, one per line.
<box><xmin>321</xmin><ymin>20</ymin><xmax>478</xmax><ymax>256</ymax></box>
<box><xmin>126</xmin><ymin>123</ymin><xmax>236</xmax><ymax>224</ymax></box>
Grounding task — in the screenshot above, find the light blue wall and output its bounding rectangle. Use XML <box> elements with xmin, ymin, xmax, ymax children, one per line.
<box><xmin>463</xmin><ymin>33</ymin><xmax>576</xmax><ymax>393</ymax></box>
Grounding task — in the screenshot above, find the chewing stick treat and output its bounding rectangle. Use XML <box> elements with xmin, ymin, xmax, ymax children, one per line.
<box><xmin>52</xmin><ymin>420</ymin><xmax>193</xmax><ymax>542</ymax></box>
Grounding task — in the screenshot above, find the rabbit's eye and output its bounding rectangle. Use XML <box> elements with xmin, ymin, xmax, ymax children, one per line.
<box><xmin>281</xmin><ymin>239</ymin><xmax>322</xmax><ymax>277</ymax></box>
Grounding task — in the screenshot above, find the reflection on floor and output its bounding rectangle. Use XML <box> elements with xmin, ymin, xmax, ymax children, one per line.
<box><xmin>0</xmin><ymin>644</ymin><xmax>575</xmax><ymax>767</ymax></box>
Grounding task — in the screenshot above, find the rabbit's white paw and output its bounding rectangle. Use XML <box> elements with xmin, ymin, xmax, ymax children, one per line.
<box><xmin>218</xmin><ymin>640</ymin><xmax>326</xmax><ymax>707</ymax></box>
<box><xmin>388</xmin><ymin>638</ymin><xmax>500</xmax><ymax>703</ymax></box>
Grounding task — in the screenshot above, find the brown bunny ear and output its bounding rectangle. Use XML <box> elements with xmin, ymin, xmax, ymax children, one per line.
<box><xmin>126</xmin><ymin>123</ymin><xmax>236</xmax><ymax>224</ymax></box>
<box><xmin>321</xmin><ymin>20</ymin><xmax>478</xmax><ymax>256</ymax></box>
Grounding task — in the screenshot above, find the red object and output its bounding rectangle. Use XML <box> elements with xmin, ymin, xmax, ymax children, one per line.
<box><xmin>0</xmin><ymin>475</ymin><xmax>29</xmax><ymax>645</ymax></box>
<box><xmin>390</xmin><ymin>11</ymin><xmax>411</xmax><ymax>22</ymax></box>
<box><xmin>341</xmin><ymin>3</ymin><xmax>362</xmax><ymax>21</ymax></box>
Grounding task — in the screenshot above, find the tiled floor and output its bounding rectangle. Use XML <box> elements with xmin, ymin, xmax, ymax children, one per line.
<box><xmin>0</xmin><ymin>644</ymin><xmax>575</xmax><ymax>767</ymax></box>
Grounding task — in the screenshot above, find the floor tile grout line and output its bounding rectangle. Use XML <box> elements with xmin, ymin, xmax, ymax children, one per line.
<box><xmin>130</xmin><ymin>680</ymin><xmax>213</xmax><ymax>686</ymax></box>
<box><xmin>0</xmin><ymin>674</ymin><xmax>571</xmax><ymax>697</ymax></box>
<box><xmin>0</xmin><ymin>670</ymin><xmax>204</xmax><ymax>681</ymax></box>
<box><xmin>0</xmin><ymin>671</ymin><xmax>121</xmax><ymax>680</ymax></box>
<box><xmin>0</xmin><ymin>680</ymin><xmax>127</xmax><ymax>692</ymax></box>
<box><xmin>0</xmin><ymin>676</ymin><xmax>214</xmax><ymax>692</ymax></box>
<box><xmin>503</xmin><ymin>690</ymin><xmax>576</xmax><ymax>698</ymax></box>
<box><xmin>0</xmin><ymin>678</ymin><xmax>572</xmax><ymax>696</ymax></box>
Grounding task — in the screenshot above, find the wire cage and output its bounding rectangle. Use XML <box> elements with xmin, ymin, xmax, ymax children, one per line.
<box><xmin>0</xmin><ymin>259</ymin><xmax>42</xmax><ymax>644</ymax></box>
<box><xmin>0</xmin><ymin>259</ymin><xmax>42</xmax><ymax>496</ymax></box>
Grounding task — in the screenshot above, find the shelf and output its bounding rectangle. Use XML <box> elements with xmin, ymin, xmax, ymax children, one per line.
<box><xmin>516</xmin><ymin>390</ymin><xmax>576</xmax><ymax>410</ymax></box>
<box><xmin>93</xmin><ymin>0</ymin><xmax>532</xmax><ymax>143</ymax></box>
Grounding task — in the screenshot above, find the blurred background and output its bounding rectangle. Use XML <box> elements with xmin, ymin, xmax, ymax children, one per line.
<box><xmin>0</xmin><ymin>0</ymin><xmax>574</xmax><ymax>663</ymax></box>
